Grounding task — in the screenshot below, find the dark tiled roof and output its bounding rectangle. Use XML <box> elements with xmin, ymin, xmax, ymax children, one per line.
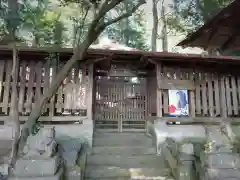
<box><xmin>177</xmin><ymin>0</ymin><xmax>240</xmax><ymax>51</ymax></box>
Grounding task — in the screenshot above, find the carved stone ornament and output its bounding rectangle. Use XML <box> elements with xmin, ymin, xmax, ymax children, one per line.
<box><xmin>22</xmin><ymin>127</ymin><xmax>57</xmax><ymax>158</ymax></box>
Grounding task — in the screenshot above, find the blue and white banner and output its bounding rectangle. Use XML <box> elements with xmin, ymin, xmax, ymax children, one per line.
<box><xmin>168</xmin><ymin>90</ymin><xmax>189</xmax><ymax>116</ymax></box>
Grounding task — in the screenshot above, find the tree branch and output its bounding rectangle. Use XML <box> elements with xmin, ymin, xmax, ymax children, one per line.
<box><xmin>96</xmin><ymin>0</ymin><xmax>122</xmax><ymax>21</ymax></box>
<box><xmin>76</xmin><ymin>6</ymin><xmax>90</xmax><ymax>46</ymax></box>
<box><xmin>97</xmin><ymin>0</ymin><xmax>146</xmax><ymax>30</ymax></box>
<box><xmin>17</xmin><ymin>0</ymin><xmax>146</xmax><ymax>158</ymax></box>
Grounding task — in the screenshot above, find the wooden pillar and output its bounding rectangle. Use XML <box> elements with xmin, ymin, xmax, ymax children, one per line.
<box><xmin>87</xmin><ymin>64</ymin><xmax>94</xmax><ymax>120</ymax></box>
<box><xmin>156</xmin><ymin>63</ymin><xmax>163</xmax><ymax>117</ymax></box>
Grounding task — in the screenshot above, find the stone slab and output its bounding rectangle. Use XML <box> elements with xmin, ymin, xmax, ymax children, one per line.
<box><xmin>0</xmin><ymin>120</ymin><xmax>94</xmax><ymax>149</ymax></box>
<box><xmin>0</xmin><ymin>164</ymin><xmax>8</xmax><ymax>175</ymax></box>
<box><xmin>0</xmin><ymin>126</ymin><xmax>14</xmax><ymax>140</ymax></box>
<box><xmin>9</xmin><ymin>166</ymin><xmax>63</xmax><ymax>180</ymax></box>
<box><xmin>152</xmin><ymin>122</ymin><xmax>206</xmax><ymax>154</ymax></box>
<box><xmin>14</xmin><ymin>155</ymin><xmax>60</xmax><ymax>177</ymax></box>
<box><xmin>65</xmin><ymin>166</ymin><xmax>81</xmax><ymax>180</ymax></box>
<box><xmin>200</xmin><ymin>152</ymin><xmax>240</xmax><ymax>169</ymax></box>
<box><xmin>179</xmin><ymin>143</ymin><xmax>194</xmax><ymax>155</ymax></box>
<box><xmin>204</xmin><ymin>168</ymin><xmax>240</xmax><ymax>180</ymax></box>
<box><xmin>85</xmin><ymin>166</ymin><xmax>170</xmax><ymax>179</ymax></box>
<box><xmin>58</xmin><ymin>138</ymin><xmax>83</xmax><ymax>167</ymax></box>
<box><xmin>87</xmin><ymin>154</ymin><xmax>166</xmax><ymax>168</ymax></box>
<box><xmin>153</xmin><ymin>121</ymin><xmax>206</xmax><ymax>142</ymax></box>
<box><xmin>177</xmin><ymin>153</ymin><xmax>195</xmax><ymax>162</ymax></box>
<box><xmin>92</xmin><ymin>146</ymin><xmax>156</xmax><ymax>155</ymax></box>
<box><xmin>176</xmin><ymin>164</ymin><xmax>196</xmax><ymax>180</ymax></box>
<box><xmin>93</xmin><ymin>133</ymin><xmax>152</xmax><ymax>147</ymax></box>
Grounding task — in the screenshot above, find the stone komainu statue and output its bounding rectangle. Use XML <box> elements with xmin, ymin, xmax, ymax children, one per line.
<box><xmin>22</xmin><ymin>127</ymin><xmax>57</xmax><ymax>158</ymax></box>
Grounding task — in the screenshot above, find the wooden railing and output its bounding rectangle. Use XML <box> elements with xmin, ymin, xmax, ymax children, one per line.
<box><xmin>0</xmin><ymin>59</ymin><xmax>89</xmax><ymax>121</ymax></box>
<box><xmin>155</xmin><ymin>63</ymin><xmax>240</xmax><ymax>118</ymax></box>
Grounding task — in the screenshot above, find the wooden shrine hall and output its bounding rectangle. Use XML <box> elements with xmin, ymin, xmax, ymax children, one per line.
<box><xmin>0</xmin><ymin>46</ymin><xmax>240</xmax><ymax>132</ymax></box>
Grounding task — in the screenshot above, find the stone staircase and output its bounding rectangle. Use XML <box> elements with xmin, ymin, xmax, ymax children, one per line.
<box><xmin>84</xmin><ymin>132</ymin><xmax>174</xmax><ymax>180</ymax></box>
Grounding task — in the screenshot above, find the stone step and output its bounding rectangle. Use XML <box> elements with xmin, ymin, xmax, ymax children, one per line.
<box><xmin>9</xmin><ymin>166</ymin><xmax>63</xmax><ymax>180</ymax></box>
<box><xmin>87</xmin><ymin>154</ymin><xmax>166</xmax><ymax>168</ymax></box>
<box><xmin>85</xmin><ymin>166</ymin><xmax>171</xmax><ymax>179</ymax></box>
<box><xmin>93</xmin><ymin>132</ymin><xmax>148</xmax><ymax>138</ymax></box>
<box><xmin>93</xmin><ymin>133</ymin><xmax>152</xmax><ymax>147</ymax></box>
<box><xmin>85</xmin><ymin>178</ymin><xmax>132</xmax><ymax>180</ymax></box>
<box><xmin>92</xmin><ymin>146</ymin><xmax>156</xmax><ymax>155</ymax></box>
<box><xmin>85</xmin><ymin>178</ymin><xmax>175</xmax><ymax>180</ymax></box>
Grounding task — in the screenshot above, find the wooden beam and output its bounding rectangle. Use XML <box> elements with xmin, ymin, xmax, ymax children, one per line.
<box><xmin>221</xmin><ymin>32</ymin><xmax>237</xmax><ymax>51</ymax></box>
<box><xmin>204</xmin><ymin>28</ymin><xmax>218</xmax><ymax>50</ymax></box>
<box><xmin>147</xmin><ymin>58</ymin><xmax>158</xmax><ymax>65</ymax></box>
<box><xmin>87</xmin><ymin>64</ymin><xmax>94</xmax><ymax>120</ymax></box>
<box><xmin>0</xmin><ymin>116</ymin><xmax>88</xmax><ymax>122</ymax></box>
<box><xmin>85</xmin><ymin>57</ymin><xmax>109</xmax><ymax>65</ymax></box>
<box><xmin>156</xmin><ymin>63</ymin><xmax>163</xmax><ymax>117</ymax></box>
<box><xmin>159</xmin><ymin>79</ymin><xmax>195</xmax><ymax>90</ymax></box>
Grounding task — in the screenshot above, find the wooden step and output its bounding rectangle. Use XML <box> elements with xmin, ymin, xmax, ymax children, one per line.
<box><xmin>92</xmin><ymin>146</ymin><xmax>156</xmax><ymax>155</ymax></box>
<box><xmin>85</xmin><ymin>166</ymin><xmax>171</xmax><ymax>179</ymax></box>
<box><xmin>87</xmin><ymin>154</ymin><xmax>166</xmax><ymax>168</ymax></box>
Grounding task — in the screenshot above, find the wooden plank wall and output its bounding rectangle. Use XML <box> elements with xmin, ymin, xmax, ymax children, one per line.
<box><xmin>0</xmin><ymin>59</ymin><xmax>88</xmax><ymax>118</ymax></box>
<box><xmin>156</xmin><ymin>63</ymin><xmax>240</xmax><ymax>118</ymax></box>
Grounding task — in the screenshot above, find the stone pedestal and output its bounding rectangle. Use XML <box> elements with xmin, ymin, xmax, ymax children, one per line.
<box><xmin>9</xmin><ymin>167</ymin><xmax>63</xmax><ymax>180</ymax></box>
<box><xmin>58</xmin><ymin>137</ymin><xmax>87</xmax><ymax>180</ymax></box>
<box><xmin>164</xmin><ymin>139</ymin><xmax>197</xmax><ymax>180</ymax></box>
<box><xmin>177</xmin><ymin>162</ymin><xmax>196</xmax><ymax>180</ymax></box>
<box><xmin>176</xmin><ymin>144</ymin><xmax>196</xmax><ymax>180</ymax></box>
<box><xmin>10</xmin><ymin>127</ymin><xmax>63</xmax><ymax>180</ymax></box>
<box><xmin>14</xmin><ymin>155</ymin><xmax>60</xmax><ymax>177</ymax></box>
<box><xmin>203</xmin><ymin>168</ymin><xmax>240</xmax><ymax>180</ymax></box>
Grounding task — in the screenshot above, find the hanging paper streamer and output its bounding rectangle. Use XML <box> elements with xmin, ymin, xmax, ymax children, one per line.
<box><xmin>168</xmin><ymin>90</ymin><xmax>189</xmax><ymax>116</ymax></box>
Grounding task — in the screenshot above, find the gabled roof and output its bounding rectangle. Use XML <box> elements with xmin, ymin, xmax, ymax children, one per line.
<box><xmin>177</xmin><ymin>0</ymin><xmax>240</xmax><ymax>51</ymax></box>
<box><xmin>0</xmin><ymin>45</ymin><xmax>240</xmax><ymax>66</ymax></box>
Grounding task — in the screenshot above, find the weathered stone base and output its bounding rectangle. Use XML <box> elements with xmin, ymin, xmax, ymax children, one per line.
<box><xmin>150</xmin><ymin>120</ymin><xmax>206</xmax><ymax>155</ymax></box>
<box><xmin>65</xmin><ymin>166</ymin><xmax>81</xmax><ymax>180</ymax></box>
<box><xmin>0</xmin><ymin>164</ymin><xmax>8</xmax><ymax>176</ymax></box>
<box><xmin>200</xmin><ymin>152</ymin><xmax>240</xmax><ymax>169</ymax></box>
<box><xmin>176</xmin><ymin>163</ymin><xmax>196</xmax><ymax>180</ymax></box>
<box><xmin>14</xmin><ymin>155</ymin><xmax>60</xmax><ymax>177</ymax></box>
<box><xmin>9</xmin><ymin>167</ymin><xmax>63</xmax><ymax>180</ymax></box>
<box><xmin>203</xmin><ymin>168</ymin><xmax>240</xmax><ymax>180</ymax></box>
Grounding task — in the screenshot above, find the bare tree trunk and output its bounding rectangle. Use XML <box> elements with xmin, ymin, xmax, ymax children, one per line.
<box><xmin>17</xmin><ymin>28</ymin><xmax>99</xmax><ymax>155</ymax></box>
<box><xmin>151</xmin><ymin>0</ymin><xmax>158</xmax><ymax>51</ymax></box>
<box><xmin>8</xmin><ymin>45</ymin><xmax>20</xmax><ymax>173</ymax></box>
<box><xmin>161</xmin><ymin>0</ymin><xmax>168</xmax><ymax>52</ymax></box>
<box><xmin>7</xmin><ymin>0</ymin><xmax>20</xmax><ymax>174</ymax></box>
<box><xmin>17</xmin><ymin>45</ymin><xmax>87</xmax><ymax>156</ymax></box>
<box><xmin>17</xmin><ymin>0</ymin><xmax>146</xmax><ymax>158</ymax></box>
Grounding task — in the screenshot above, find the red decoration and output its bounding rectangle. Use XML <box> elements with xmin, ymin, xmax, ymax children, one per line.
<box><xmin>168</xmin><ymin>105</ymin><xmax>176</xmax><ymax>113</ymax></box>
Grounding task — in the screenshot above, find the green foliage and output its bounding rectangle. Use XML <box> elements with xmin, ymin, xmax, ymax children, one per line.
<box><xmin>0</xmin><ymin>0</ymin><xmax>22</xmax><ymax>41</ymax></box>
<box><xmin>167</xmin><ymin>0</ymin><xmax>232</xmax><ymax>35</ymax></box>
<box><xmin>21</xmin><ymin>0</ymin><xmax>63</xmax><ymax>46</ymax></box>
<box><xmin>0</xmin><ymin>0</ymin><xmax>149</xmax><ymax>49</ymax></box>
<box><xmin>104</xmin><ymin>1</ymin><xmax>149</xmax><ymax>51</ymax></box>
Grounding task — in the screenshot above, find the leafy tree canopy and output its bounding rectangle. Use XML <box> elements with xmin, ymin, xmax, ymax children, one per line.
<box><xmin>167</xmin><ymin>0</ymin><xmax>232</xmax><ymax>35</ymax></box>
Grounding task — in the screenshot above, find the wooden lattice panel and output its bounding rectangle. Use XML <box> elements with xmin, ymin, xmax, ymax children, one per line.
<box><xmin>0</xmin><ymin>59</ymin><xmax>88</xmax><ymax>118</ymax></box>
<box><xmin>94</xmin><ymin>76</ymin><xmax>147</xmax><ymax>132</ymax></box>
<box><xmin>155</xmin><ymin>64</ymin><xmax>240</xmax><ymax>118</ymax></box>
